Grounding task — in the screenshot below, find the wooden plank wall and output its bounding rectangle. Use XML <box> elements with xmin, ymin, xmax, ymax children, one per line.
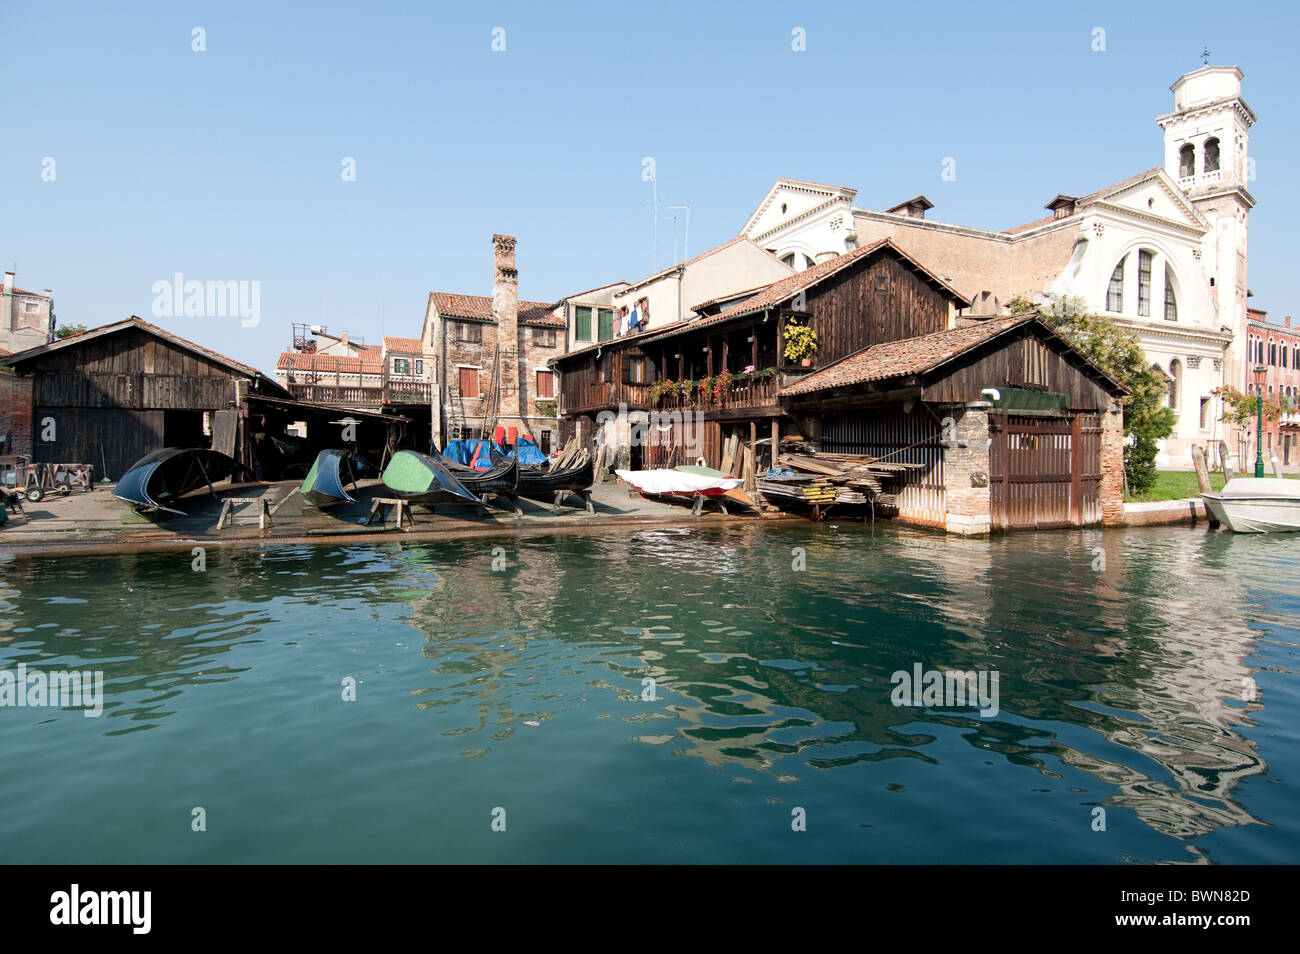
<box><xmin>31</xmin><ymin>407</ymin><xmax>165</xmax><ymax>479</ymax></box>
<box><xmin>922</xmin><ymin>332</ymin><xmax>1113</xmax><ymax>410</ymax></box>
<box><xmin>802</xmin><ymin>254</ymin><xmax>951</xmax><ymax>364</ymax></box>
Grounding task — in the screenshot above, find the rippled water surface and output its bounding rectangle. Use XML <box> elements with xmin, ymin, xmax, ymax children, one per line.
<box><xmin>1</xmin><ymin>523</ymin><xmax>1297</xmax><ymax>863</ymax></box>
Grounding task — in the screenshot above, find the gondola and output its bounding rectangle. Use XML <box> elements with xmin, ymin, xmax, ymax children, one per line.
<box><xmin>492</xmin><ymin>447</ymin><xmax>594</xmax><ymax>499</ymax></box>
<box><xmin>440</xmin><ymin>452</ymin><xmax>520</xmax><ymax>511</ymax></box>
<box><xmin>380</xmin><ymin>450</ymin><xmax>483</xmax><ymax>507</ymax></box>
<box><xmin>299</xmin><ymin>449</ymin><xmax>361</xmax><ymax>507</ymax></box>
<box><xmin>113</xmin><ymin>448</ymin><xmax>255</xmax><ymax>516</ymax></box>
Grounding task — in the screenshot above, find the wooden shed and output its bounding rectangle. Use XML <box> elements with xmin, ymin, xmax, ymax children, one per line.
<box><xmin>3</xmin><ymin>317</ymin><xmax>288</xmax><ymax>480</ymax></box>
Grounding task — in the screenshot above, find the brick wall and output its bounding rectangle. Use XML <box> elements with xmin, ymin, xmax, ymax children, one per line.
<box><xmin>6</xmin><ymin>373</ymin><xmax>33</xmax><ymax>457</ymax></box>
<box><xmin>1100</xmin><ymin>404</ymin><xmax>1125</xmax><ymax>524</ymax></box>
<box><xmin>942</xmin><ymin>404</ymin><xmax>992</xmax><ymax>535</ymax></box>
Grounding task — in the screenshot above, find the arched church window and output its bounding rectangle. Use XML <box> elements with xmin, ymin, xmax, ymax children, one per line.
<box><xmin>1168</xmin><ymin>359</ymin><xmax>1181</xmax><ymax>412</ymax></box>
<box><xmin>781</xmin><ymin>253</ymin><xmax>796</xmax><ymax>268</ymax></box>
<box><xmin>1137</xmin><ymin>250</ymin><xmax>1152</xmax><ymax>317</ymax></box>
<box><xmin>1107</xmin><ymin>257</ymin><xmax>1125</xmax><ymax>312</ymax></box>
<box><xmin>1179</xmin><ymin>144</ymin><xmax>1195</xmax><ymax>178</ymax></box>
<box><xmin>1204</xmin><ymin>138</ymin><xmax>1221</xmax><ymax>173</ymax></box>
<box><xmin>1164</xmin><ymin>265</ymin><xmax>1177</xmax><ymax>321</ymax></box>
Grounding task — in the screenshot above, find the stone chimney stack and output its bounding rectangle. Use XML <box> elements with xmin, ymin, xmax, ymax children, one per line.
<box><xmin>2</xmin><ymin>270</ymin><xmax>13</xmax><ymax>293</ymax></box>
<box><xmin>492</xmin><ymin>234</ymin><xmax>520</xmax><ymax>426</ymax></box>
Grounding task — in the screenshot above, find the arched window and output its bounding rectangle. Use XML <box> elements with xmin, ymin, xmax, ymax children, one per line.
<box><xmin>1179</xmin><ymin>144</ymin><xmax>1195</xmax><ymax>178</ymax></box>
<box><xmin>1107</xmin><ymin>257</ymin><xmax>1125</xmax><ymax>312</ymax></box>
<box><xmin>780</xmin><ymin>253</ymin><xmax>796</xmax><ymax>268</ymax></box>
<box><xmin>1168</xmin><ymin>359</ymin><xmax>1181</xmax><ymax>412</ymax></box>
<box><xmin>1204</xmin><ymin>138</ymin><xmax>1221</xmax><ymax>173</ymax></box>
<box><xmin>1164</xmin><ymin>265</ymin><xmax>1177</xmax><ymax>321</ymax></box>
<box><xmin>1270</xmin><ymin>338</ymin><xmax>1277</xmax><ymax>365</ymax></box>
<box><xmin>1137</xmin><ymin>250</ymin><xmax>1153</xmax><ymax>317</ymax></box>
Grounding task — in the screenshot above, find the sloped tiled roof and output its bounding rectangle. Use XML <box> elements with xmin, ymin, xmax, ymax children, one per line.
<box><xmin>780</xmin><ymin>316</ymin><xmax>1032</xmax><ymax>396</ymax></box>
<box><xmin>6</xmin><ymin>287</ymin><xmax>50</xmax><ymax>298</ymax></box>
<box><xmin>383</xmin><ymin>336</ymin><xmax>424</xmax><ymax>354</ymax></box>
<box><xmin>278</xmin><ymin>350</ymin><xmax>384</xmax><ymax>374</ymax></box>
<box><xmin>641</xmin><ymin>238</ymin><xmax>969</xmax><ymax>345</ymax></box>
<box><xmin>430</xmin><ymin>292</ymin><xmax>564</xmax><ymax>327</ymax></box>
<box><xmin>1004</xmin><ymin>167</ymin><xmax>1172</xmax><ymax>234</ymax></box>
<box><xmin>5</xmin><ymin>316</ymin><xmax>278</xmax><ymax>388</ymax></box>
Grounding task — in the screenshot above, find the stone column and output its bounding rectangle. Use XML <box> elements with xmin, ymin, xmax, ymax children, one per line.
<box><xmin>942</xmin><ymin>403</ymin><xmax>992</xmax><ymax>535</ymax></box>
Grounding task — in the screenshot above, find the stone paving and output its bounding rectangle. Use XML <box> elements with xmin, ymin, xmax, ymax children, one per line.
<box><xmin>0</xmin><ymin>477</ymin><xmax>774</xmax><ymax>557</ymax></box>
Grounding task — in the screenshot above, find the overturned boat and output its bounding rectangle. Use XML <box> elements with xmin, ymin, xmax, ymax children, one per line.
<box><xmin>299</xmin><ymin>449</ymin><xmax>361</xmax><ymax>507</ymax></box>
<box><xmin>616</xmin><ymin>466</ymin><xmax>744</xmax><ymax>513</ymax></box>
<box><xmin>113</xmin><ymin>448</ymin><xmax>255</xmax><ymax>516</ymax></box>
<box><xmin>380</xmin><ymin>450</ymin><xmax>482</xmax><ymax>508</ymax></box>
<box><xmin>441</xmin><ymin>453</ymin><xmax>520</xmax><ymax>512</ymax></box>
<box><xmin>1201</xmin><ymin>477</ymin><xmax>1300</xmax><ymax>533</ymax></box>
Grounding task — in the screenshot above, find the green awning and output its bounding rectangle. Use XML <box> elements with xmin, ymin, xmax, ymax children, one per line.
<box><xmin>988</xmin><ymin>388</ymin><xmax>1070</xmax><ymax>416</ymax></box>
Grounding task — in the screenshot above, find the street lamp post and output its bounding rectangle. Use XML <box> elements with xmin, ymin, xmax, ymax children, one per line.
<box><xmin>1254</xmin><ymin>364</ymin><xmax>1267</xmax><ymax>479</ymax></box>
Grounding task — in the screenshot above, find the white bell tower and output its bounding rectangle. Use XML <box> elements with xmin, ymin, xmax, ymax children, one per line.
<box><xmin>1157</xmin><ymin>64</ymin><xmax>1256</xmax><ymax>408</ymax></box>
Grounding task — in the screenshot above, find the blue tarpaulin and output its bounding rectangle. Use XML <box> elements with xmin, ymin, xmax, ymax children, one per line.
<box><xmin>443</xmin><ymin>437</ymin><xmax>549</xmax><ymax>469</ymax></box>
<box><xmin>441</xmin><ymin>439</ymin><xmax>499</xmax><ymax>470</ymax></box>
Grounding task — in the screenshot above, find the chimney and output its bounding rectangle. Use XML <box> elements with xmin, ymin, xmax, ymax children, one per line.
<box><xmin>2</xmin><ymin>271</ymin><xmax>12</xmax><ymax>332</ymax></box>
<box><xmin>1287</xmin><ymin>316</ymin><xmax>1293</xmax><ymax>329</ymax></box>
<box><xmin>492</xmin><ymin>234</ymin><xmax>520</xmax><ymax>425</ymax></box>
<box><xmin>2</xmin><ymin>270</ymin><xmax>13</xmax><ymax>293</ymax></box>
<box><xmin>340</xmin><ymin>331</ymin><xmax>349</xmax><ymax>347</ymax></box>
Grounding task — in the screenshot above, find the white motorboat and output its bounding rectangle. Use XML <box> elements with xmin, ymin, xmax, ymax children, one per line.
<box><xmin>1201</xmin><ymin>477</ymin><xmax>1300</xmax><ymax>533</ymax></box>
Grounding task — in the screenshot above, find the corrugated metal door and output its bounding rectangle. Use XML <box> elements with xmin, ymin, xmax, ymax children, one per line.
<box><xmin>823</xmin><ymin>411</ymin><xmax>945</xmax><ymax>527</ymax></box>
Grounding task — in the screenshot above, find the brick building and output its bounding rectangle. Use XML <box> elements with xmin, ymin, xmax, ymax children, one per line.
<box><xmin>1</xmin><ymin>270</ymin><xmax>54</xmax><ymax>354</ymax></box>
<box><xmin>1245</xmin><ymin>308</ymin><xmax>1300</xmax><ymax>468</ymax></box>
<box><xmin>421</xmin><ymin>235</ymin><xmax>566</xmax><ymax>453</ymax></box>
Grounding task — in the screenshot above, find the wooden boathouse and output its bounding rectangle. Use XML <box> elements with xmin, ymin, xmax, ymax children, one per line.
<box><xmin>3</xmin><ymin>317</ymin><xmax>408</xmax><ymax>481</ymax></box>
<box><xmin>552</xmin><ymin>239</ymin><xmax>1127</xmax><ymax>533</ymax></box>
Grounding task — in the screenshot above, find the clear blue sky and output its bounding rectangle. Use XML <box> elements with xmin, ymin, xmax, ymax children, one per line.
<box><xmin>5</xmin><ymin>0</ymin><xmax>1295</xmax><ymax>371</ymax></box>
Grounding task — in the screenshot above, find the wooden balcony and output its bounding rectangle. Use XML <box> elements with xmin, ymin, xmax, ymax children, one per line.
<box><xmin>286</xmin><ymin>381</ymin><xmax>433</xmax><ymax>406</ymax></box>
<box><xmin>652</xmin><ymin>375</ymin><xmax>780</xmax><ymax>413</ymax></box>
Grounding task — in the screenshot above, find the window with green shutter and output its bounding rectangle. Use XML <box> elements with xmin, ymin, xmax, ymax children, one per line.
<box><xmin>598</xmin><ymin>308</ymin><xmax>613</xmax><ymax>342</ymax></box>
<box><xmin>574</xmin><ymin>306</ymin><xmax>592</xmax><ymax>341</ymax></box>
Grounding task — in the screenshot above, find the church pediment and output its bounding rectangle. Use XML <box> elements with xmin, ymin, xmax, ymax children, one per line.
<box><xmin>1084</xmin><ymin>169</ymin><xmax>1208</xmax><ymax>232</ymax></box>
<box><xmin>740</xmin><ymin>178</ymin><xmax>857</xmax><ymax>241</ymax></box>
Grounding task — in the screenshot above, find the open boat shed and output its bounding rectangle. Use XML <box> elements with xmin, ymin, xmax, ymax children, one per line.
<box><xmin>2</xmin><ymin>316</ymin><xmax>410</xmax><ymax>481</ymax></box>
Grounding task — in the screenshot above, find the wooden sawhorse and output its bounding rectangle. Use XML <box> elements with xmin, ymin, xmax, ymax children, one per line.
<box><xmin>362</xmin><ymin>497</ymin><xmax>414</xmax><ymax>531</ymax></box>
<box><xmin>214</xmin><ymin>496</ymin><xmax>273</xmax><ymax>530</ymax></box>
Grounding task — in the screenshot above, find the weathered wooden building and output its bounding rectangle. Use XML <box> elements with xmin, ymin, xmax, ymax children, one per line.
<box><xmin>4</xmin><ymin>319</ymin><xmax>395</xmax><ymax>488</ymax></box>
<box><xmin>553</xmin><ymin>239</ymin><xmax>1127</xmax><ymax>532</ymax></box>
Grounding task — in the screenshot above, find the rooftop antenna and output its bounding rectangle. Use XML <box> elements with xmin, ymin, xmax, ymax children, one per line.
<box><xmin>1201</xmin><ymin>46</ymin><xmax>1211</xmax><ymax>66</ymax></box>
<box><xmin>646</xmin><ymin>172</ymin><xmax>660</xmax><ymax>270</ymax></box>
<box><xmin>668</xmin><ymin>205</ymin><xmax>690</xmax><ymax>261</ymax></box>
<box><xmin>665</xmin><ymin>212</ymin><xmax>680</xmax><ymax>264</ymax></box>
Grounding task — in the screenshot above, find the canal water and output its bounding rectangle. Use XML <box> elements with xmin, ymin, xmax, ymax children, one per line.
<box><xmin>1</xmin><ymin>524</ymin><xmax>1296</xmax><ymax>864</ymax></box>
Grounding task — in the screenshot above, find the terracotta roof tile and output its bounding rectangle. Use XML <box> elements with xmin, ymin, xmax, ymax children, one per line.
<box><xmin>383</xmin><ymin>336</ymin><xmax>424</xmax><ymax>353</ymax></box>
<box><xmin>643</xmin><ymin>238</ymin><xmax>969</xmax><ymax>344</ymax></box>
<box><xmin>7</xmin><ymin>287</ymin><xmax>49</xmax><ymax>298</ymax></box>
<box><xmin>431</xmin><ymin>292</ymin><xmax>563</xmax><ymax>327</ymax></box>
<box><xmin>277</xmin><ymin>350</ymin><xmax>384</xmax><ymax>374</ymax></box>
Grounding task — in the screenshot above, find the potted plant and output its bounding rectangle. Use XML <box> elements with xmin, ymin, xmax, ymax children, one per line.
<box><xmin>783</xmin><ymin>321</ymin><xmax>818</xmax><ymax>367</ymax></box>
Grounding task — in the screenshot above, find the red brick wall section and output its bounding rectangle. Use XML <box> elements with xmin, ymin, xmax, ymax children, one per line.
<box><xmin>7</xmin><ymin>373</ymin><xmax>33</xmax><ymax>457</ymax></box>
<box><xmin>1100</xmin><ymin>404</ymin><xmax>1125</xmax><ymax>525</ymax></box>
<box><xmin>942</xmin><ymin>405</ymin><xmax>992</xmax><ymax>535</ymax></box>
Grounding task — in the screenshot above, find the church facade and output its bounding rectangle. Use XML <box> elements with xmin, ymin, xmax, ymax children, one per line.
<box><xmin>740</xmin><ymin>65</ymin><xmax>1256</xmax><ymax>465</ymax></box>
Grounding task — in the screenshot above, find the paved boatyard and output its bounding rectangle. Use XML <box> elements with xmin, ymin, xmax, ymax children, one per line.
<box><xmin>0</xmin><ymin>477</ymin><xmax>783</xmax><ymax>558</ymax></box>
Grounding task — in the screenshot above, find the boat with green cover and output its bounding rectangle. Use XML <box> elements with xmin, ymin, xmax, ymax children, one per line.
<box><xmin>380</xmin><ymin>450</ymin><xmax>482</xmax><ymax>507</ymax></box>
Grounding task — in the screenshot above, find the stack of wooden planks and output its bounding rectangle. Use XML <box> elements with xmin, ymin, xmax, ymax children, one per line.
<box><xmin>756</xmin><ymin>449</ymin><xmax>919</xmax><ymax>513</ymax></box>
